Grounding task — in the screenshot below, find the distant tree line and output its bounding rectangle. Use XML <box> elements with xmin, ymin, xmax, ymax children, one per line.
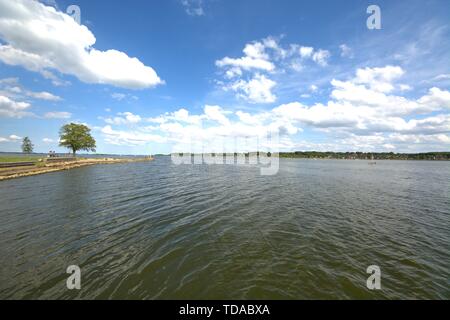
<box><xmin>279</xmin><ymin>151</ymin><xmax>450</xmax><ymax>161</ymax></box>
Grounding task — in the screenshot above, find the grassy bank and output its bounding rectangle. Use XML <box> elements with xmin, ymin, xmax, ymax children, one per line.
<box><xmin>0</xmin><ymin>156</ymin><xmax>42</xmax><ymax>163</ymax></box>
<box><xmin>0</xmin><ymin>157</ymin><xmax>153</xmax><ymax>181</ymax></box>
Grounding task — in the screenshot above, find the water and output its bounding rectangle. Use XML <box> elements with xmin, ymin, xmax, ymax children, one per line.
<box><xmin>0</xmin><ymin>157</ymin><xmax>449</xmax><ymax>299</ymax></box>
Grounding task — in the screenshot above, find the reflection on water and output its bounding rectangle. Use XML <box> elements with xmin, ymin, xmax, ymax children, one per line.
<box><xmin>0</xmin><ymin>157</ymin><xmax>449</xmax><ymax>299</ymax></box>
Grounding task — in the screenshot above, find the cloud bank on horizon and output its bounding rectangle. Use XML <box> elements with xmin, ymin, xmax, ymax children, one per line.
<box><xmin>0</xmin><ymin>0</ymin><xmax>449</xmax><ymax>154</ymax></box>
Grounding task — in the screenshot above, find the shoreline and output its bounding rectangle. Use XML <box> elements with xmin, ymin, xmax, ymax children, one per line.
<box><xmin>279</xmin><ymin>157</ymin><xmax>450</xmax><ymax>161</ymax></box>
<box><xmin>0</xmin><ymin>157</ymin><xmax>153</xmax><ymax>181</ymax></box>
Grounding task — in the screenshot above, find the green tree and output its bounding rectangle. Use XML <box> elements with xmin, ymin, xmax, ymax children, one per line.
<box><xmin>21</xmin><ymin>137</ymin><xmax>34</xmax><ymax>154</ymax></box>
<box><xmin>59</xmin><ymin>123</ymin><xmax>96</xmax><ymax>156</ymax></box>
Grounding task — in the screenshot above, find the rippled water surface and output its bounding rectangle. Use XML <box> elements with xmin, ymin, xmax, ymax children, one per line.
<box><xmin>0</xmin><ymin>157</ymin><xmax>449</xmax><ymax>299</ymax></box>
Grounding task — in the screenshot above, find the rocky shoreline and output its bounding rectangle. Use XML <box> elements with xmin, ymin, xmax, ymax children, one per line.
<box><xmin>0</xmin><ymin>157</ymin><xmax>153</xmax><ymax>181</ymax></box>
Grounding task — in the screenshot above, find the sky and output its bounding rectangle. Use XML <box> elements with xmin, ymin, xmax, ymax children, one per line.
<box><xmin>0</xmin><ymin>0</ymin><xmax>449</xmax><ymax>155</ymax></box>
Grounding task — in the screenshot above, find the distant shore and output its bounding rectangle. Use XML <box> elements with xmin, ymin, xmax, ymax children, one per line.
<box><xmin>279</xmin><ymin>151</ymin><xmax>450</xmax><ymax>161</ymax></box>
<box><xmin>0</xmin><ymin>157</ymin><xmax>153</xmax><ymax>181</ymax></box>
<box><xmin>169</xmin><ymin>151</ymin><xmax>450</xmax><ymax>161</ymax></box>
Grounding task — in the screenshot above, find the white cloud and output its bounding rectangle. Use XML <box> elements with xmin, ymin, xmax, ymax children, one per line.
<box><xmin>216</xmin><ymin>37</ymin><xmax>335</xmax><ymax>105</ymax></box>
<box><xmin>204</xmin><ymin>105</ymin><xmax>230</xmax><ymax>126</ymax></box>
<box><xmin>298</xmin><ymin>46</ymin><xmax>331</xmax><ymax>66</ymax></box>
<box><xmin>227</xmin><ymin>74</ymin><xmax>277</xmax><ymax>103</ymax></box>
<box><xmin>216</xmin><ymin>41</ymin><xmax>275</xmax><ymax>76</ymax></box>
<box><xmin>104</xmin><ymin>112</ymin><xmax>142</xmax><ymax>125</ymax></box>
<box><xmin>267</xmin><ymin>66</ymin><xmax>450</xmax><ymax>142</ymax></box>
<box><xmin>388</xmin><ymin>133</ymin><xmax>450</xmax><ymax>144</ymax></box>
<box><xmin>0</xmin><ymin>134</ymin><xmax>22</xmax><ymax>142</ymax></box>
<box><xmin>101</xmin><ymin>125</ymin><xmax>166</xmax><ymax>146</ymax></box>
<box><xmin>273</xmin><ymin>102</ymin><xmax>360</xmax><ymax>128</ymax></box>
<box><xmin>171</xmin><ymin>108</ymin><xmax>203</xmax><ymax>125</ymax></box>
<box><xmin>43</xmin><ymin>138</ymin><xmax>55</xmax><ymax>143</ymax></box>
<box><xmin>39</xmin><ymin>0</ymin><xmax>58</xmax><ymax>8</ymax></box>
<box><xmin>111</xmin><ymin>93</ymin><xmax>127</xmax><ymax>101</ymax></box>
<box><xmin>0</xmin><ymin>95</ymin><xmax>32</xmax><ymax>118</ymax></box>
<box><xmin>417</xmin><ymin>87</ymin><xmax>450</xmax><ymax>110</ymax></box>
<box><xmin>0</xmin><ymin>78</ymin><xmax>19</xmax><ymax>85</ymax></box>
<box><xmin>44</xmin><ymin>111</ymin><xmax>72</xmax><ymax>119</ymax></box>
<box><xmin>0</xmin><ymin>77</ymin><xmax>62</xmax><ymax>101</ymax></box>
<box><xmin>431</xmin><ymin>74</ymin><xmax>450</xmax><ymax>81</ymax></box>
<box><xmin>330</xmin><ymin>75</ymin><xmax>450</xmax><ymax>118</ymax></box>
<box><xmin>8</xmin><ymin>134</ymin><xmax>22</xmax><ymax>141</ymax></box>
<box><xmin>399</xmin><ymin>84</ymin><xmax>412</xmax><ymax>91</ymax></box>
<box><xmin>0</xmin><ymin>0</ymin><xmax>163</xmax><ymax>89</ymax></box>
<box><xmin>97</xmin><ymin>64</ymin><xmax>450</xmax><ymax>153</ymax></box>
<box><xmin>146</xmin><ymin>108</ymin><xmax>203</xmax><ymax>125</ymax></box>
<box><xmin>339</xmin><ymin>44</ymin><xmax>353</xmax><ymax>58</ymax></box>
<box><xmin>110</xmin><ymin>93</ymin><xmax>139</xmax><ymax>102</ymax></box>
<box><xmin>299</xmin><ymin>46</ymin><xmax>314</xmax><ymax>58</ymax></box>
<box><xmin>235</xmin><ymin>110</ymin><xmax>266</xmax><ymax>125</ymax></box>
<box><xmin>353</xmin><ymin>65</ymin><xmax>404</xmax><ymax>93</ymax></box>
<box><xmin>181</xmin><ymin>0</ymin><xmax>204</xmax><ymax>16</ymax></box>
<box><xmin>312</xmin><ymin>49</ymin><xmax>331</xmax><ymax>67</ymax></box>
<box><xmin>26</xmin><ymin>91</ymin><xmax>62</xmax><ymax>101</ymax></box>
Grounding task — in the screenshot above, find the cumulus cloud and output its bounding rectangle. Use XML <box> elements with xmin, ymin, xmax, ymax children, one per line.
<box><xmin>312</xmin><ymin>49</ymin><xmax>331</xmax><ymax>67</ymax></box>
<box><xmin>27</xmin><ymin>91</ymin><xmax>61</xmax><ymax>101</ymax></box>
<box><xmin>216</xmin><ymin>37</ymin><xmax>333</xmax><ymax>103</ymax></box>
<box><xmin>216</xmin><ymin>38</ymin><xmax>280</xmax><ymax>103</ymax></box>
<box><xmin>0</xmin><ymin>77</ymin><xmax>62</xmax><ymax>101</ymax></box>
<box><xmin>0</xmin><ymin>78</ymin><xmax>67</xmax><ymax>119</ymax></box>
<box><xmin>99</xmin><ymin>64</ymin><xmax>450</xmax><ymax>153</ymax></box>
<box><xmin>299</xmin><ymin>46</ymin><xmax>331</xmax><ymax>66</ymax></box>
<box><xmin>101</xmin><ymin>125</ymin><xmax>166</xmax><ymax>146</ymax></box>
<box><xmin>417</xmin><ymin>87</ymin><xmax>450</xmax><ymax>110</ymax></box>
<box><xmin>216</xmin><ymin>41</ymin><xmax>275</xmax><ymax>76</ymax></box>
<box><xmin>267</xmin><ymin>66</ymin><xmax>450</xmax><ymax>146</ymax></box>
<box><xmin>44</xmin><ymin>111</ymin><xmax>72</xmax><ymax>119</ymax></box>
<box><xmin>204</xmin><ymin>105</ymin><xmax>231</xmax><ymax>126</ymax></box>
<box><xmin>299</xmin><ymin>46</ymin><xmax>314</xmax><ymax>58</ymax></box>
<box><xmin>227</xmin><ymin>74</ymin><xmax>277</xmax><ymax>104</ymax></box>
<box><xmin>0</xmin><ymin>0</ymin><xmax>163</xmax><ymax>89</ymax></box>
<box><xmin>9</xmin><ymin>134</ymin><xmax>22</xmax><ymax>141</ymax></box>
<box><xmin>0</xmin><ymin>134</ymin><xmax>22</xmax><ymax>143</ymax></box>
<box><xmin>353</xmin><ymin>65</ymin><xmax>404</xmax><ymax>93</ymax></box>
<box><xmin>104</xmin><ymin>112</ymin><xmax>142</xmax><ymax>125</ymax></box>
<box><xmin>399</xmin><ymin>84</ymin><xmax>412</xmax><ymax>91</ymax></box>
<box><xmin>0</xmin><ymin>95</ymin><xmax>33</xmax><ymax>118</ymax></box>
<box><xmin>170</xmin><ymin>108</ymin><xmax>203</xmax><ymax>125</ymax></box>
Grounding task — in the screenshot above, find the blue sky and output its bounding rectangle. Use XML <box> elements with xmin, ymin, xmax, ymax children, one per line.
<box><xmin>0</xmin><ymin>0</ymin><xmax>449</xmax><ymax>155</ymax></box>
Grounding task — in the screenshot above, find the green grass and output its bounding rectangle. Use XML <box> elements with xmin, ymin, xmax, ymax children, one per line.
<box><xmin>0</xmin><ymin>156</ymin><xmax>42</xmax><ymax>163</ymax></box>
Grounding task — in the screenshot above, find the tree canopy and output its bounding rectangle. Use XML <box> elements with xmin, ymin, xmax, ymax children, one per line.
<box><xmin>21</xmin><ymin>137</ymin><xmax>33</xmax><ymax>154</ymax></box>
<box><xmin>59</xmin><ymin>123</ymin><xmax>96</xmax><ymax>156</ymax></box>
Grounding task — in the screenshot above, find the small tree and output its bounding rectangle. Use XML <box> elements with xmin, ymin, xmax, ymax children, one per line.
<box><xmin>59</xmin><ymin>123</ymin><xmax>96</xmax><ymax>156</ymax></box>
<box><xmin>21</xmin><ymin>137</ymin><xmax>34</xmax><ymax>154</ymax></box>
